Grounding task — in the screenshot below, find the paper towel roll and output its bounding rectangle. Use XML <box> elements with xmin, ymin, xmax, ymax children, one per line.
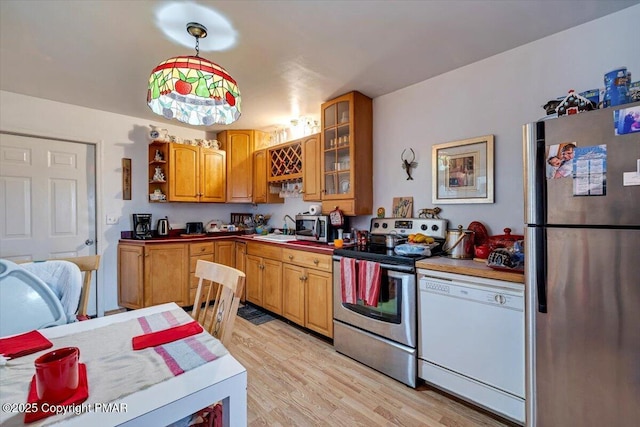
<box><xmin>309</xmin><ymin>204</ymin><xmax>322</xmax><ymax>215</ymax></box>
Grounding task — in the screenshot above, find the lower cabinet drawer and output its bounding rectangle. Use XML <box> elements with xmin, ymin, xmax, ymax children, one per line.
<box><xmin>190</xmin><ymin>254</ymin><xmax>214</xmax><ymax>272</ymax></box>
<box><xmin>247</xmin><ymin>242</ymin><xmax>282</xmax><ymax>260</ymax></box>
<box><xmin>282</xmin><ymin>249</ymin><xmax>331</xmax><ymax>272</ymax></box>
<box><xmin>190</xmin><ymin>242</ymin><xmax>214</xmax><ymax>256</ymax></box>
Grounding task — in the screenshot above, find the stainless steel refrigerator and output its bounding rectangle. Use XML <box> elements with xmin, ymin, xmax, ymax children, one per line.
<box><xmin>523</xmin><ymin>102</ymin><xmax>640</xmax><ymax>427</ymax></box>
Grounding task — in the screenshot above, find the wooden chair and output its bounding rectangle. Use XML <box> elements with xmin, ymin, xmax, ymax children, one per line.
<box><xmin>191</xmin><ymin>260</ymin><xmax>245</xmax><ymax>346</ymax></box>
<box><xmin>184</xmin><ymin>261</ymin><xmax>245</xmax><ymax>427</ymax></box>
<box><xmin>56</xmin><ymin>255</ymin><xmax>101</xmax><ymax>318</ymax></box>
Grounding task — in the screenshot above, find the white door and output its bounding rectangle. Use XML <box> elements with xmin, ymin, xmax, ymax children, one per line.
<box><xmin>0</xmin><ymin>133</ymin><xmax>97</xmax><ymax>309</ymax></box>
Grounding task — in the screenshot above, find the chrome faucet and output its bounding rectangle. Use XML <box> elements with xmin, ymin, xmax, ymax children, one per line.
<box><xmin>283</xmin><ymin>215</ymin><xmax>296</xmax><ymax>235</ymax></box>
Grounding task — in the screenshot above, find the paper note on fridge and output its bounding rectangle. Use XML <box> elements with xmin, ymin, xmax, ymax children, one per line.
<box><xmin>572</xmin><ymin>145</ymin><xmax>607</xmax><ymax>196</ymax></box>
<box><xmin>622</xmin><ymin>171</ymin><xmax>640</xmax><ymax>186</ymax></box>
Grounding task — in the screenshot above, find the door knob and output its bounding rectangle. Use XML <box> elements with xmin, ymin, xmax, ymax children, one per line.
<box><xmin>85</xmin><ymin>239</ymin><xmax>95</xmax><ymax>246</ymax></box>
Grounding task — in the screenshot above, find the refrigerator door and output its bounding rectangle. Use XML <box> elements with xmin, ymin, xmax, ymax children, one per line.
<box><xmin>542</xmin><ymin>102</ymin><xmax>640</xmax><ymax>226</ymax></box>
<box><xmin>530</xmin><ymin>227</ymin><xmax>640</xmax><ymax>427</ymax></box>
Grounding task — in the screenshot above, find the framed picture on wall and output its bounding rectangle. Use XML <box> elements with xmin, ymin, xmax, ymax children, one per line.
<box><xmin>432</xmin><ymin>135</ymin><xmax>494</xmax><ymax>204</ymax></box>
<box><xmin>122</xmin><ymin>158</ymin><xmax>131</xmax><ymax>200</ymax></box>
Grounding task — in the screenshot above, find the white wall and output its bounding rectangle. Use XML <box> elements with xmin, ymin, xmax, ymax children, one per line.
<box><xmin>1</xmin><ymin>5</ymin><xmax>638</xmax><ymax>312</ymax></box>
<box><xmin>355</xmin><ymin>5</ymin><xmax>640</xmax><ymax>236</ymax></box>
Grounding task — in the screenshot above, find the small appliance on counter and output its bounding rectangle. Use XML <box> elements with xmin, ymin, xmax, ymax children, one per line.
<box><xmin>132</xmin><ymin>214</ymin><xmax>153</xmax><ymax>239</ymax></box>
<box><xmin>185</xmin><ymin>222</ymin><xmax>204</xmax><ymax>235</ymax></box>
<box><xmin>156</xmin><ymin>217</ymin><xmax>169</xmax><ymax>236</ymax></box>
<box><xmin>295</xmin><ymin>214</ymin><xmax>348</xmax><ymax>243</ymax></box>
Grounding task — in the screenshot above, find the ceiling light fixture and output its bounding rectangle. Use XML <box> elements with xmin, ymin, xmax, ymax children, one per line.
<box><xmin>147</xmin><ymin>22</ymin><xmax>241</xmax><ymax>126</ymax></box>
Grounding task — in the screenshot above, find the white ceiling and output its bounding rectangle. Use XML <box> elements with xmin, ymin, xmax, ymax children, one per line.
<box><xmin>1</xmin><ymin>0</ymin><xmax>638</xmax><ymax>133</ymax></box>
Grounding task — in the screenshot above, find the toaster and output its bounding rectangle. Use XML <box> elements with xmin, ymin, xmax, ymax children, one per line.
<box><xmin>185</xmin><ymin>222</ymin><xmax>204</xmax><ymax>234</ymax></box>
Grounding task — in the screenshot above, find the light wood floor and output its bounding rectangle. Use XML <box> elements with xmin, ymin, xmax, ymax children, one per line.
<box><xmin>227</xmin><ymin>314</ymin><xmax>516</xmax><ymax>427</ymax></box>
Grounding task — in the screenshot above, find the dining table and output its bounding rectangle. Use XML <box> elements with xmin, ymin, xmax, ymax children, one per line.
<box><xmin>0</xmin><ymin>302</ymin><xmax>247</xmax><ymax>426</ymax></box>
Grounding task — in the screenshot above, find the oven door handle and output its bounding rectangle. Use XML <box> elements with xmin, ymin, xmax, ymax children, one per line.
<box><xmin>333</xmin><ymin>256</ymin><xmax>415</xmax><ymax>273</ymax></box>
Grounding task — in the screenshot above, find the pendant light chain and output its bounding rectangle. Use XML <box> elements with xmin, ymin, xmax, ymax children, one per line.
<box><xmin>194</xmin><ymin>36</ymin><xmax>200</xmax><ymax>57</ymax></box>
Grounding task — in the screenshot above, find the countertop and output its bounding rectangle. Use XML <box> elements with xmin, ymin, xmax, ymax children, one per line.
<box><xmin>235</xmin><ymin>235</ymin><xmax>334</xmax><ymax>255</ymax></box>
<box><xmin>119</xmin><ymin>235</ymin><xmax>523</xmax><ymax>282</ymax></box>
<box><xmin>416</xmin><ymin>256</ymin><xmax>525</xmax><ymax>284</ymax></box>
<box><xmin>119</xmin><ymin>233</ymin><xmax>334</xmax><ymax>255</ymax></box>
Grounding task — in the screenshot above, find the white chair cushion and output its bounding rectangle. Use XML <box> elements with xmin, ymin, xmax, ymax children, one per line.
<box><xmin>21</xmin><ymin>260</ymin><xmax>83</xmax><ymax>323</ymax></box>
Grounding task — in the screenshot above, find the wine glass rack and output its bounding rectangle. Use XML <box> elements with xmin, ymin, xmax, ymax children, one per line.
<box><xmin>268</xmin><ymin>141</ymin><xmax>302</xmax><ymax>182</ymax></box>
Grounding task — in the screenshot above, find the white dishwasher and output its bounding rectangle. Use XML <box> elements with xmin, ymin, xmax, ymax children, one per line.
<box><xmin>417</xmin><ymin>269</ymin><xmax>525</xmax><ymax>424</ymax></box>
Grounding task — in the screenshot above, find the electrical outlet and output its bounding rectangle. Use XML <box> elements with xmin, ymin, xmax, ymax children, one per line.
<box><xmin>106</xmin><ymin>214</ymin><xmax>119</xmax><ymax>225</ymax></box>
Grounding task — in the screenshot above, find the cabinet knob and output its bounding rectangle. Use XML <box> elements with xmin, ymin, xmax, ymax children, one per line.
<box><xmin>299</xmin><ymin>276</ymin><xmax>304</xmax><ymax>281</ymax></box>
<box><xmin>288</xmin><ymin>255</ymin><xmax>294</xmax><ymax>260</ymax></box>
<box><xmin>302</xmin><ymin>275</ymin><xmax>307</xmax><ymax>281</ymax></box>
<box><xmin>313</xmin><ymin>259</ymin><xmax>319</xmax><ymax>265</ymax></box>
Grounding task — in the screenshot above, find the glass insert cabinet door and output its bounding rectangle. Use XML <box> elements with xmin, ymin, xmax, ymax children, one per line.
<box><xmin>322</xmin><ymin>100</ymin><xmax>352</xmax><ymax>198</ymax></box>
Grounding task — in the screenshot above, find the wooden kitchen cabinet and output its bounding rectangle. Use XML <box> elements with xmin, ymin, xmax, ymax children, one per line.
<box><xmin>199</xmin><ymin>148</ymin><xmax>227</xmax><ymax>202</ymax></box>
<box><xmin>253</xmin><ymin>149</ymin><xmax>283</xmax><ymax>204</ymax></box>
<box><xmin>302</xmin><ymin>134</ymin><xmax>322</xmax><ymax>201</ymax></box>
<box><xmin>282</xmin><ymin>263</ymin><xmax>306</xmax><ymax>325</ymax></box>
<box><xmin>149</xmin><ymin>141</ymin><xmax>225</xmax><ymax>203</ymax></box>
<box><xmin>260</xmin><ymin>258</ymin><xmax>283</xmax><ymax>315</ymax></box>
<box><xmin>168</xmin><ymin>144</ymin><xmax>226</xmax><ymax>203</ymax></box>
<box><xmin>245</xmin><ymin>242</ymin><xmax>283</xmax><ymax>314</ymax></box>
<box><xmin>215</xmin><ymin>240</ymin><xmax>235</xmax><ymax>267</ymax></box>
<box><xmin>118</xmin><ymin>242</ymin><xmax>188</xmax><ymax>309</ymax></box>
<box><xmin>118</xmin><ymin>244</ymin><xmax>144</xmax><ymax>308</ymax></box>
<box><xmin>216</xmin><ymin>130</ymin><xmax>267</xmax><ymax>203</ymax></box>
<box><xmin>188</xmin><ymin>242</ymin><xmax>214</xmax><ymax>304</ymax></box>
<box><xmin>235</xmin><ymin>241</ymin><xmax>247</xmax><ymax>302</ymax></box>
<box><xmin>282</xmin><ymin>248</ymin><xmax>333</xmax><ymax>338</ymax></box>
<box><xmin>320</xmin><ymin>91</ymin><xmax>373</xmax><ymax>215</ymax></box>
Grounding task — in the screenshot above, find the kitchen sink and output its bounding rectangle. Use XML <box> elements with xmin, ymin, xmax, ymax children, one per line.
<box><xmin>252</xmin><ymin>234</ymin><xmax>298</xmax><ymax>243</ymax></box>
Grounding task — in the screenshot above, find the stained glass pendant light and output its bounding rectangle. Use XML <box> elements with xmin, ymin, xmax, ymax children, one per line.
<box><xmin>147</xmin><ymin>22</ymin><xmax>241</xmax><ymax>126</ymax></box>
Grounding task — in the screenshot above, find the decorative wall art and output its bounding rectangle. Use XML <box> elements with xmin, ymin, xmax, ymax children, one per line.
<box><xmin>122</xmin><ymin>158</ymin><xmax>131</xmax><ymax>200</ymax></box>
<box><xmin>432</xmin><ymin>135</ymin><xmax>494</xmax><ymax>204</ymax></box>
<box><xmin>392</xmin><ymin>197</ymin><xmax>413</xmax><ymax>218</ymax></box>
<box><xmin>401</xmin><ymin>148</ymin><xmax>417</xmax><ymax>180</ymax></box>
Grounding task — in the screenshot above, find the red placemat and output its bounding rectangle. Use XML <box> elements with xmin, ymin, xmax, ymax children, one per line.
<box><xmin>24</xmin><ymin>363</ymin><xmax>89</xmax><ymax>423</ymax></box>
<box><xmin>0</xmin><ymin>330</ymin><xmax>53</xmax><ymax>359</ymax></box>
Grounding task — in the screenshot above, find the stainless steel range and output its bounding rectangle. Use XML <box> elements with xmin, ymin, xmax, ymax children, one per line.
<box><xmin>332</xmin><ymin>217</ymin><xmax>447</xmax><ymax>387</ymax></box>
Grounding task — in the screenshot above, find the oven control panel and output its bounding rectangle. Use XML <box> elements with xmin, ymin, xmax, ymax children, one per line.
<box><xmin>370</xmin><ymin>218</ymin><xmax>447</xmax><ymax>239</ymax></box>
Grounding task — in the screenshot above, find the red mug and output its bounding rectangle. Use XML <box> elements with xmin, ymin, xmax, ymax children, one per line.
<box><xmin>34</xmin><ymin>347</ymin><xmax>80</xmax><ymax>403</ymax></box>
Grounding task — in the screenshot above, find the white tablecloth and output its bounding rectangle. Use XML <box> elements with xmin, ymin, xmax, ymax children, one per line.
<box><xmin>0</xmin><ymin>308</ymin><xmax>227</xmax><ymax>426</ymax></box>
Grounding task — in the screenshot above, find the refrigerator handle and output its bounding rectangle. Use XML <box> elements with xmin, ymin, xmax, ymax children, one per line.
<box><xmin>535</xmin><ymin>226</ymin><xmax>547</xmax><ymax>313</ymax></box>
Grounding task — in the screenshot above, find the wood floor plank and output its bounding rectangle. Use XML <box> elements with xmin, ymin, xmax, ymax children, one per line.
<box><xmin>228</xmin><ymin>314</ymin><xmax>515</xmax><ymax>427</ymax></box>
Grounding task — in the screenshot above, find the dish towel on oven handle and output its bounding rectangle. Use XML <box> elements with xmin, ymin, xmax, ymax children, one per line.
<box><xmin>340</xmin><ymin>258</ymin><xmax>357</xmax><ymax>304</ymax></box>
<box><xmin>358</xmin><ymin>260</ymin><xmax>382</xmax><ymax>307</ymax></box>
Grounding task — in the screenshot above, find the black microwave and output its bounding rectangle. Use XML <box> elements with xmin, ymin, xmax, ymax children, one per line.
<box><xmin>295</xmin><ymin>214</ymin><xmax>347</xmax><ymax>243</ymax></box>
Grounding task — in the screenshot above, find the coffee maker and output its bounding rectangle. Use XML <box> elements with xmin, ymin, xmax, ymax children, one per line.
<box><xmin>132</xmin><ymin>214</ymin><xmax>153</xmax><ymax>239</ymax></box>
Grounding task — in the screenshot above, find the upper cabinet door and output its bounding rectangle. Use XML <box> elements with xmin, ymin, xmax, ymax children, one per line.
<box><xmin>168</xmin><ymin>144</ymin><xmax>199</xmax><ymax>202</ymax></box>
<box><xmin>302</xmin><ymin>134</ymin><xmax>321</xmax><ymax>201</ymax></box>
<box><xmin>200</xmin><ymin>148</ymin><xmax>226</xmax><ymax>203</ymax></box>
<box><xmin>218</xmin><ymin>130</ymin><xmax>260</xmax><ymax>203</ymax></box>
<box><xmin>320</xmin><ymin>91</ymin><xmax>373</xmax><ymax>215</ymax></box>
